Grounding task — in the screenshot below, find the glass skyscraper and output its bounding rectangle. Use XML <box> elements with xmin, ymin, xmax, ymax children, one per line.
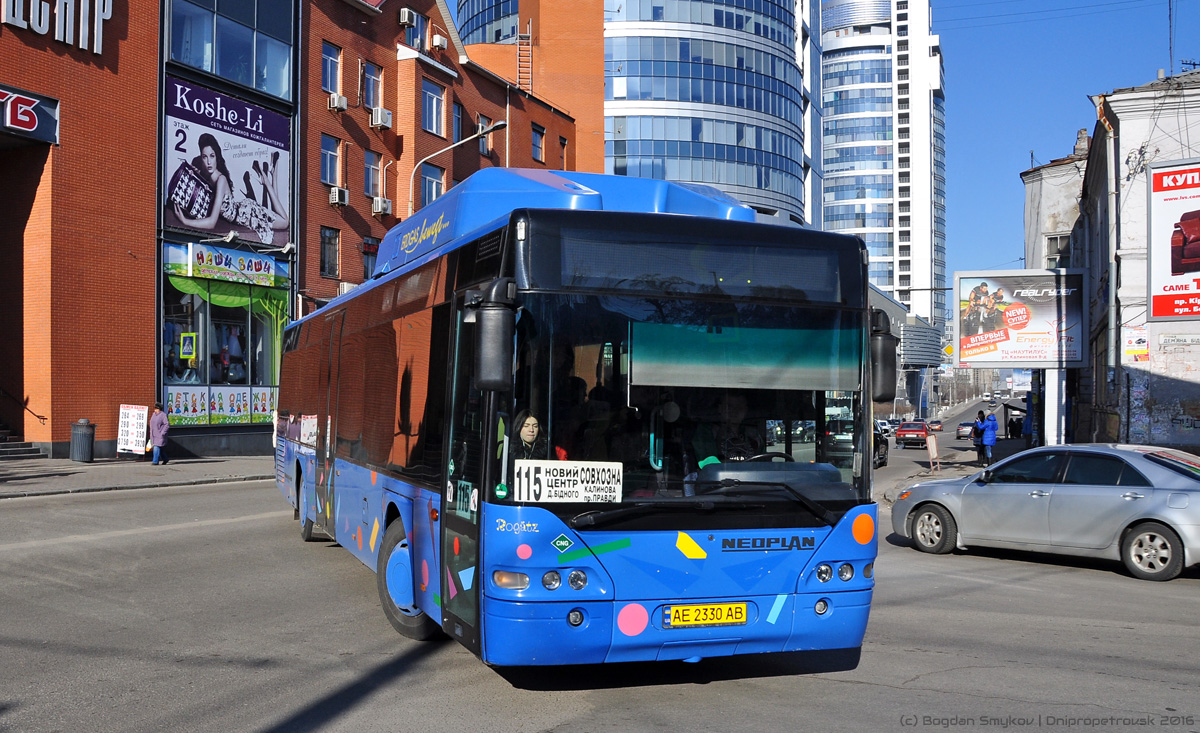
<box><xmin>459</xmin><ymin>0</ymin><xmax>821</xmax><ymax>225</ymax></box>
<box><xmin>820</xmin><ymin>0</ymin><xmax>945</xmax><ymax>324</ymax></box>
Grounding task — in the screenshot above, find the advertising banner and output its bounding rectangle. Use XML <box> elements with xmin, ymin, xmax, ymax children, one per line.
<box><xmin>954</xmin><ymin>270</ymin><xmax>1086</xmax><ymax>368</ymax></box>
<box><xmin>163</xmin><ymin>242</ymin><xmax>290</xmax><ymax>288</ymax></box>
<box><xmin>1148</xmin><ymin>158</ymin><xmax>1200</xmax><ymax>320</ymax></box>
<box><xmin>165</xmin><ymin>386</ymin><xmax>209</xmax><ymax>426</ymax></box>
<box><xmin>162</xmin><ymin>76</ymin><xmax>291</xmax><ymax>247</ymax></box>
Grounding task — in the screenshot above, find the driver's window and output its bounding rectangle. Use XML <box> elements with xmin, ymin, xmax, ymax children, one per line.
<box><xmin>990</xmin><ymin>453</ymin><xmax>1063</xmax><ymax>483</ymax></box>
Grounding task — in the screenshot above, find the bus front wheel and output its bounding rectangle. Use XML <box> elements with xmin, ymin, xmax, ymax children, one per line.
<box><xmin>377</xmin><ymin>520</ymin><xmax>442</xmax><ymax>640</ymax></box>
<box><xmin>299</xmin><ymin>479</ymin><xmax>318</xmax><ymax>542</ymax></box>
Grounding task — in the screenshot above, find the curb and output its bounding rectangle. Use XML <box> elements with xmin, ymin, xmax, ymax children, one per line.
<box><xmin>0</xmin><ymin>474</ymin><xmax>276</xmax><ymax>500</ymax></box>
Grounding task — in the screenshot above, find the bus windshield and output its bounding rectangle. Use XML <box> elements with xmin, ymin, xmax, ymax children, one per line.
<box><xmin>496</xmin><ymin>292</ymin><xmax>868</xmax><ymax>530</ymax></box>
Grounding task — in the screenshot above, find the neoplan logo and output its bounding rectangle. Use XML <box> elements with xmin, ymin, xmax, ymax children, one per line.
<box><xmin>721</xmin><ymin>536</ymin><xmax>815</xmax><ymax>552</ymax></box>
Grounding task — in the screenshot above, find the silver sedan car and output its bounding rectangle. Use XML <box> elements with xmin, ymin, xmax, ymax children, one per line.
<box><xmin>891</xmin><ymin>444</ymin><xmax>1200</xmax><ymax>581</ymax></box>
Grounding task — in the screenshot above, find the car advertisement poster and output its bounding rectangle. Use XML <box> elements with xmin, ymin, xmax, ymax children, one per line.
<box><xmin>162</xmin><ymin>75</ymin><xmax>291</xmax><ymax>248</ymax></box>
<box><xmin>954</xmin><ymin>269</ymin><xmax>1087</xmax><ymax>368</ymax></box>
<box><xmin>1148</xmin><ymin>158</ymin><xmax>1200</xmax><ymax>320</ymax></box>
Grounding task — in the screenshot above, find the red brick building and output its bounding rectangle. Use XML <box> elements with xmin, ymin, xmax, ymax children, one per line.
<box><xmin>0</xmin><ymin>0</ymin><xmax>575</xmax><ymax>458</ymax></box>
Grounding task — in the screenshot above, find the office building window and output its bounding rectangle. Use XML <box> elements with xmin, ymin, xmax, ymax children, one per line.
<box><xmin>532</xmin><ymin>123</ymin><xmax>545</xmax><ymax>162</ymax></box>
<box><xmin>422</xmin><ymin>79</ymin><xmax>444</xmax><ymax>135</ymax></box>
<box><xmin>364</xmin><ymin>151</ymin><xmax>381</xmax><ymax>197</ymax></box>
<box><xmin>453</xmin><ymin>103</ymin><xmax>464</xmax><ymax>143</ymax></box>
<box><xmin>362</xmin><ymin>236</ymin><xmax>380</xmax><ymax>279</ymax></box>
<box><xmin>364</xmin><ymin>62</ymin><xmax>382</xmax><ymax>109</ymax></box>
<box><xmin>404</xmin><ymin>11</ymin><xmax>428</xmax><ymax>52</ymax></box>
<box><xmin>320</xmin><ymin>226</ymin><xmax>339</xmax><ymax>278</ymax></box>
<box><xmin>322</xmin><ymin>42</ymin><xmax>340</xmax><ymax>93</ymax></box>
<box><xmin>321</xmin><ymin>135</ymin><xmax>340</xmax><ymax>186</ymax></box>
<box><xmin>478</xmin><ymin>114</ymin><xmax>492</xmax><ymax>154</ymax></box>
<box><xmin>170</xmin><ymin>0</ymin><xmax>294</xmax><ymax>100</ymax></box>
<box><xmin>422</xmin><ymin>163</ymin><xmax>444</xmax><ymax>208</ymax></box>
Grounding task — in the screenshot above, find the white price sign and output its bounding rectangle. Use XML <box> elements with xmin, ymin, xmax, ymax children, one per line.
<box><xmin>117</xmin><ymin>404</ymin><xmax>149</xmax><ymax>455</ymax></box>
<box><xmin>512</xmin><ymin>460</ymin><xmax>622</xmax><ymax>503</ymax></box>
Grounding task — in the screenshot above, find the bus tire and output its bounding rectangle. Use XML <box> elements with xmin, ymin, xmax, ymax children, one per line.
<box><xmin>299</xmin><ymin>480</ymin><xmax>318</xmax><ymax>543</ymax></box>
<box><xmin>377</xmin><ymin>520</ymin><xmax>442</xmax><ymax>640</ymax></box>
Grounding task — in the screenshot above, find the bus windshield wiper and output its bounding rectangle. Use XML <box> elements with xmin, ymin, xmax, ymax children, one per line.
<box><xmin>696</xmin><ymin>479</ymin><xmax>838</xmax><ymax>527</ymax></box>
<box><xmin>569</xmin><ymin>499</ymin><xmax>764</xmax><ymax>529</ymax></box>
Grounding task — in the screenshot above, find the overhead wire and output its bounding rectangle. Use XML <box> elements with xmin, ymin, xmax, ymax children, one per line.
<box><xmin>934</xmin><ymin>0</ymin><xmax>1160</xmax><ymax>30</ymax></box>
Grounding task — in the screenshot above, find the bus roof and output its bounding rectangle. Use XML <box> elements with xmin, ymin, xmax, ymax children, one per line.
<box><xmin>374</xmin><ymin>168</ymin><xmax>757</xmax><ymax>279</ymax></box>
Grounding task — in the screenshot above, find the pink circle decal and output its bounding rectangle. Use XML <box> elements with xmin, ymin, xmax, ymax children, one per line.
<box><xmin>421</xmin><ymin>560</ymin><xmax>429</xmax><ymax>586</ymax></box>
<box><xmin>617</xmin><ymin>603</ymin><xmax>650</xmax><ymax>636</ymax></box>
<box><xmin>516</xmin><ymin>544</ymin><xmax>533</xmax><ymax>560</ymax></box>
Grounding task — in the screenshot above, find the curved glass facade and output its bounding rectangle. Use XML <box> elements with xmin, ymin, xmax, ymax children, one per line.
<box><xmin>458</xmin><ymin>0</ymin><xmax>518</xmax><ymax>45</ymax></box>
<box><xmin>606</xmin><ymin>0</ymin><xmax>806</xmax><ymax>220</ymax></box>
<box><xmin>460</xmin><ymin>0</ymin><xmax>808</xmax><ymax>221</ymax></box>
<box><xmin>821</xmin><ymin>0</ymin><xmax>891</xmax><ymax>31</ymax></box>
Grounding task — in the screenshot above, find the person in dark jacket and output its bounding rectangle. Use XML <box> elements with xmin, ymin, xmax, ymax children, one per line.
<box><xmin>511</xmin><ymin>409</ymin><xmax>549</xmax><ymax>460</ymax></box>
<box><xmin>973</xmin><ymin>410</ymin><xmax>987</xmax><ymax>465</ymax></box>
<box><xmin>981</xmin><ymin>413</ymin><xmax>999</xmax><ymax>465</ymax></box>
<box><xmin>150</xmin><ymin>402</ymin><xmax>170</xmax><ymax>465</ymax></box>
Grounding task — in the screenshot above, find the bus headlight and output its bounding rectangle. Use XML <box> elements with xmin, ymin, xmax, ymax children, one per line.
<box><xmin>838</xmin><ymin>563</ymin><xmax>854</xmax><ymax>581</ymax></box>
<box><xmin>567</xmin><ymin>570</ymin><xmax>588</xmax><ymax>590</ymax></box>
<box><xmin>493</xmin><ymin>570</ymin><xmax>529</xmax><ymax>590</ymax></box>
<box><xmin>864</xmin><ymin>563</ymin><xmax>874</xmax><ymax>578</ymax></box>
<box><xmin>815</xmin><ymin>564</ymin><xmax>833</xmax><ymax>582</ymax></box>
<box><xmin>542</xmin><ymin>571</ymin><xmax>562</xmax><ymax>590</ymax></box>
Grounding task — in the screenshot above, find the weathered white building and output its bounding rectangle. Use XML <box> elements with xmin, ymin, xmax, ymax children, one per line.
<box><xmin>1018</xmin><ymin>130</ymin><xmax>1089</xmax><ymax>443</ymax></box>
<box><xmin>1077</xmin><ymin>70</ymin><xmax>1200</xmax><ymax>448</ymax></box>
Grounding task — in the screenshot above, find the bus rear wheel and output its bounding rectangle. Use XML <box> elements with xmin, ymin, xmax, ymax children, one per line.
<box><xmin>299</xmin><ymin>479</ymin><xmax>318</xmax><ymax>542</ymax></box>
<box><xmin>377</xmin><ymin>520</ymin><xmax>442</xmax><ymax>640</ymax></box>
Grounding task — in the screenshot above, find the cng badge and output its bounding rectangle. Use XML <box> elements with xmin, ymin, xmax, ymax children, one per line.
<box><xmin>551</xmin><ymin>534</ymin><xmax>574</xmax><ymax>553</ymax></box>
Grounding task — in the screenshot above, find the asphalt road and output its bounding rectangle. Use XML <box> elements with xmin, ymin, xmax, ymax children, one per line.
<box><xmin>0</xmin><ymin>478</ymin><xmax>1197</xmax><ymax>732</ymax></box>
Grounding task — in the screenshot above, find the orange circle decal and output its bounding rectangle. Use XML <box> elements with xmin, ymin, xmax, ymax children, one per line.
<box><xmin>852</xmin><ymin>514</ymin><xmax>875</xmax><ymax>545</ymax></box>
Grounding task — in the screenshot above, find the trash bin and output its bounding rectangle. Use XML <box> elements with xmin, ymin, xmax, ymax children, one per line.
<box><xmin>70</xmin><ymin>418</ymin><xmax>95</xmax><ymax>463</ymax></box>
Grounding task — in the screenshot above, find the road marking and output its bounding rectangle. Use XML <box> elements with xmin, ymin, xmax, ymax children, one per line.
<box><xmin>0</xmin><ymin>510</ymin><xmax>291</xmax><ymax>552</ymax></box>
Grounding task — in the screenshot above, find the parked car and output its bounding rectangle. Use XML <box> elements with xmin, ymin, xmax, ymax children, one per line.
<box><xmin>894</xmin><ymin>421</ymin><xmax>929</xmax><ymax>449</ymax></box>
<box><xmin>928</xmin><ymin>420</ymin><xmax>943</xmax><ymax>432</ymax></box>
<box><xmin>875</xmin><ymin>419</ymin><xmax>893</xmax><ymax>437</ymax></box>
<box><xmin>887</xmin><ymin>418</ymin><xmax>902</xmax><ymax>429</ymax></box>
<box><xmin>873</xmin><ymin>422</ymin><xmax>889</xmax><ymax>468</ymax></box>
<box><xmin>891</xmin><ymin>444</ymin><xmax>1200</xmax><ymax>581</ymax></box>
<box><xmin>955</xmin><ymin>422</ymin><xmax>975</xmax><ymax>440</ymax></box>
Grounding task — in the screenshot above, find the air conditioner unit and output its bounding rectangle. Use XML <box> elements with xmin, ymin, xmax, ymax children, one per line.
<box><xmin>337</xmin><ymin>281</ymin><xmax>358</xmax><ymax>296</ymax></box>
<box><xmin>398</xmin><ymin>8</ymin><xmax>417</xmax><ymax>26</ymax></box>
<box><xmin>369</xmin><ymin>107</ymin><xmax>392</xmax><ymax>129</ymax></box>
<box><xmin>329</xmin><ymin>187</ymin><xmax>349</xmax><ymax>206</ymax></box>
<box><xmin>328</xmin><ymin>93</ymin><xmax>348</xmax><ymax>112</ymax></box>
<box><xmin>371</xmin><ymin>197</ymin><xmax>392</xmax><ymax>215</ymax></box>
<box><xmin>431</xmin><ymin>34</ymin><xmax>448</xmax><ymax>50</ymax></box>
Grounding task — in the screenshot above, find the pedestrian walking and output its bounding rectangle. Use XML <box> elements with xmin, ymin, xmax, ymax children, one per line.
<box><xmin>973</xmin><ymin>410</ymin><xmax>987</xmax><ymax>465</ymax></box>
<box><xmin>150</xmin><ymin>402</ymin><xmax>170</xmax><ymax>465</ymax></box>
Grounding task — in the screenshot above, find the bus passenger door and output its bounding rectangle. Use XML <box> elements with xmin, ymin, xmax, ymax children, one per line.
<box><xmin>316</xmin><ymin>310</ymin><xmax>345</xmax><ymax>536</ymax></box>
<box><xmin>440</xmin><ymin>309</ymin><xmax>487</xmax><ymax>656</ymax></box>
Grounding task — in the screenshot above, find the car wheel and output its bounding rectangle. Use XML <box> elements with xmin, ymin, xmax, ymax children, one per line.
<box><xmin>377</xmin><ymin>520</ymin><xmax>444</xmax><ymax>639</ymax></box>
<box><xmin>910</xmin><ymin>504</ymin><xmax>956</xmax><ymax>554</ymax></box>
<box><xmin>1121</xmin><ymin>522</ymin><xmax>1184</xmax><ymax>581</ymax></box>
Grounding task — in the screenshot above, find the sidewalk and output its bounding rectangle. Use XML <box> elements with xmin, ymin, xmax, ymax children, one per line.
<box><xmin>877</xmin><ymin>434</ymin><xmax>1028</xmax><ymax>506</ymax></box>
<box><xmin>0</xmin><ymin>455</ymin><xmax>276</xmax><ymax>499</ymax></box>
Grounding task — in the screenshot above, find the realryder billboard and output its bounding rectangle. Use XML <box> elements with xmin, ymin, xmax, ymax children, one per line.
<box><xmin>953</xmin><ymin>269</ymin><xmax>1086</xmax><ymax>368</ymax></box>
<box><xmin>1148</xmin><ymin>158</ymin><xmax>1200</xmax><ymax>320</ymax></box>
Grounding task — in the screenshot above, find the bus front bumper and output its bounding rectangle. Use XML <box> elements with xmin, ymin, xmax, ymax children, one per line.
<box><xmin>480</xmin><ymin>589</ymin><xmax>872</xmax><ymax>666</ymax></box>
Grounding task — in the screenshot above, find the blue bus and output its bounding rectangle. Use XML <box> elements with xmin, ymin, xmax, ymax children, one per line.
<box><xmin>274</xmin><ymin>168</ymin><xmax>897</xmax><ymax>666</ymax></box>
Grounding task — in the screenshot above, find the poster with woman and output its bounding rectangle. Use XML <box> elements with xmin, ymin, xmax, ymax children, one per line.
<box><xmin>162</xmin><ymin>76</ymin><xmax>291</xmax><ymax>247</ymax></box>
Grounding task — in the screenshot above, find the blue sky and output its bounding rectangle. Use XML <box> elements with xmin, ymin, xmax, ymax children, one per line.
<box><xmin>936</xmin><ymin>0</ymin><xmax>1200</xmax><ymax>279</ymax></box>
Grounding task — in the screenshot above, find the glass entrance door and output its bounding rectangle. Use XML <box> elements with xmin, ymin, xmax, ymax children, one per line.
<box><xmin>440</xmin><ymin>307</ymin><xmax>486</xmax><ymax>654</ymax></box>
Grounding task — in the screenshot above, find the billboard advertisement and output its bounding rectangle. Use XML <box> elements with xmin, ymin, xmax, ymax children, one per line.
<box><xmin>162</xmin><ymin>76</ymin><xmax>291</xmax><ymax>248</ymax></box>
<box><xmin>954</xmin><ymin>269</ymin><xmax>1086</xmax><ymax>368</ymax></box>
<box><xmin>1148</xmin><ymin>158</ymin><xmax>1200</xmax><ymax>320</ymax></box>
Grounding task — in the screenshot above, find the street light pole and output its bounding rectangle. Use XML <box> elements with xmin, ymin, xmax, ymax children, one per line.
<box><xmin>408</xmin><ymin>120</ymin><xmax>508</xmax><ymax>216</ymax></box>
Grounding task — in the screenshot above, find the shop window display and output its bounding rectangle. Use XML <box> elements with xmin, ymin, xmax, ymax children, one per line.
<box><xmin>162</xmin><ymin>243</ymin><xmax>289</xmax><ymax>426</ymax></box>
